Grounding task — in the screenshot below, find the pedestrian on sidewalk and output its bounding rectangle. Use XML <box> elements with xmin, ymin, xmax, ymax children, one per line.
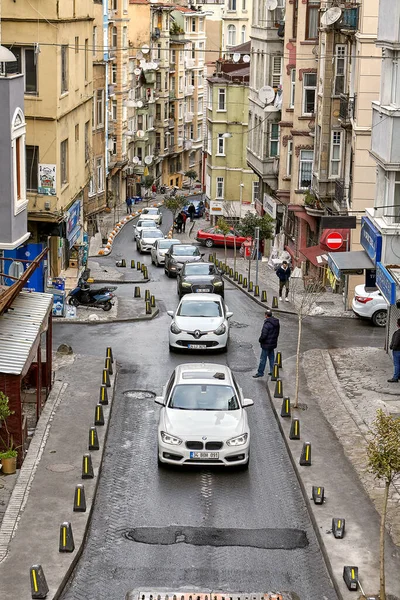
<box><xmin>276</xmin><ymin>260</ymin><xmax>291</xmax><ymax>302</ymax></box>
<box><xmin>181</xmin><ymin>211</ymin><xmax>187</xmax><ymax>233</ymax></box>
<box><xmin>253</xmin><ymin>310</ymin><xmax>280</xmax><ymax>378</ymax></box>
<box><xmin>388</xmin><ymin>318</ymin><xmax>400</xmax><ymax>382</ymax></box>
<box><xmin>126</xmin><ymin>196</ymin><xmax>133</xmax><ymax>215</ymax></box>
<box><xmin>188</xmin><ymin>203</ymin><xmax>196</xmax><ymax>222</ymax></box>
<box><xmin>175</xmin><ymin>212</ymin><xmax>183</xmax><ymax>234</ymax></box>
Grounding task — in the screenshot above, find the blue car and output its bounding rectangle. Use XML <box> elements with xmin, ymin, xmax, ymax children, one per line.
<box><xmin>183</xmin><ymin>199</ymin><xmax>205</xmax><ymax>218</ymax></box>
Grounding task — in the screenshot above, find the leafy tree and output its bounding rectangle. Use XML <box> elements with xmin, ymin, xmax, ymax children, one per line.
<box><xmin>0</xmin><ymin>391</ymin><xmax>15</xmax><ymax>454</ymax></box>
<box><xmin>143</xmin><ymin>175</ymin><xmax>155</xmax><ymax>206</ymax></box>
<box><xmin>236</xmin><ymin>212</ymin><xmax>274</xmax><ymax>242</ymax></box>
<box><xmin>217</xmin><ymin>217</ymin><xmax>231</xmax><ymax>264</ymax></box>
<box><xmin>163</xmin><ymin>194</ymin><xmax>188</xmax><ymax>221</ymax></box>
<box><xmin>185</xmin><ymin>170</ymin><xmax>198</xmax><ymax>192</ymax></box>
<box><xmin>367</xmin><ymin>409</ymin><xmax>400</xmax><ymax>600</ymax></box>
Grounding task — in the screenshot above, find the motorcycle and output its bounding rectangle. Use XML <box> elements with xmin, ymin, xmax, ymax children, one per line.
<box><xmin>68</xmin><ymin>280</ymin><xmax>117</xmax><ymax>311</ymax></box>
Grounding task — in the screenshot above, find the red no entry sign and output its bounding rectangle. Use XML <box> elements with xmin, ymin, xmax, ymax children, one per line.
<box><xmin>326</xmin><ymin>231</ymin><xmax>343</xmax><ymax>250</ymax></box>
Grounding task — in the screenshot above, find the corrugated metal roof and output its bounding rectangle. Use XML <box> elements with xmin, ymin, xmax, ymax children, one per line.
<box><xmin>0</xmin><ymin>291</ymin><xmax>53</xmax><ymax>375</ymax></box>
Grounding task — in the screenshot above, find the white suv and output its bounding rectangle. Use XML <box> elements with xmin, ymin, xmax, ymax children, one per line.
<box><xmin>352</xmin><ymin>284</ymin><xmax>388</xmax><ymax>327</ymax></box>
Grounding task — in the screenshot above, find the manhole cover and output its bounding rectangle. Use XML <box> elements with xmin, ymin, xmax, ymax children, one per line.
<box><xmin>230</xmin><ymin>321</ymin><xmax>249</xmax><ymax>329</ymax></box>
<box><xmin>47</xmin><ymin>463</ymin><xmax>75</xmax><ymax>473</ymax></box>
<box><xmin>123</xmin><ymin>390</ymin><xmax>156</xmax><ymax>400</ymax></box>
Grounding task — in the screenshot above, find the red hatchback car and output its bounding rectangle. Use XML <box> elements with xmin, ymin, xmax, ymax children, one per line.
<box><xmin>196</xmin><ymin>227</ymin><xmax>249</xmax><ymax>248</ymax></box>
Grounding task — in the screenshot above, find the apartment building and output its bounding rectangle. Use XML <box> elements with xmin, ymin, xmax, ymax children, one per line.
<box><xmin>222</xmin><ymin>0</ymin><xmax>252</xmax><ymax>51</ymax></box>
<box><xmin>247</xmin><ymin>0</ymin><xmax>283</xmax><ymax>228</ymax></box>
<box><xmin>205</xmin><ymin>44</ymin><xmax>258</xmax><ymax>218</ymax></box>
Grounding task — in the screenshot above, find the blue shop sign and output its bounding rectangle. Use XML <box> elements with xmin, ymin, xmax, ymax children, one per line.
<box><xmin>327</xmin><ymin>255</ymin><xmax>342</xmax><ymax>280</ymax></box>
<box><xmin>360</xmin><ymin>217</ymin><xmax>382</xmax><ymax>264</ymax></box>
<box><xmin>66</xmin><ymin>199</ymin><xmax>81</xmax><ymax>244</ymax></box>
<box><xmin>376</xmin><ymin>262</ymin><xmax>396</xmax><ymax>305</ymax></box>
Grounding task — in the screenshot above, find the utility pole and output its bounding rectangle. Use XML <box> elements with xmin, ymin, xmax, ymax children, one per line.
<box><xmin>255</xmin><ymin>226</ymin><xmax>260</xmax><ymax>288</ymax></box>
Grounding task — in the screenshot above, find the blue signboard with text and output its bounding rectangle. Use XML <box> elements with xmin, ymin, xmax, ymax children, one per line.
<box><xmin>376</xmin><ymin>262</ymin><xmax>396</xmax><ymax>305</ymax></box>
<box><xmin>66</xmin><ymin>199</ymin><xmax>81</xmax><ymax>245</ymax></box>
<box><xmin>360</xmin><ymin>217</ymin><xmax>382</xmax><ymax>264</ymax></box>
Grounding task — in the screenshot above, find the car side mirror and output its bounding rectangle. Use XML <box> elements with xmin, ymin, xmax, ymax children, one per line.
<box><xmin>201</xmin><ymin>253</ymin><xmax>205</xmax><ymax>258</ymax></box>
<box><xmin>226</xmin><ymin>311</ymin><xmax>233</xmax><ymax>319</ymax></box>
<box><xmin>167</xmin><ymin>310</ymin><xmax>174</xmax><ymax>317</ymax></box>
<box><xmin>242</xmin><ymin>398</ymin><xmax>254</xmax><ymax>408</ymax></box>
<box><xmin>155</xmin><ymin>396</ymin><xmax>165</xmax><ymax>406</ymax></box>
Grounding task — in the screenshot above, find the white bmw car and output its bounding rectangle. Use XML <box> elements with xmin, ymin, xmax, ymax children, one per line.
<box><xmin>133</xmin><ymin>219</ymin><xmax>158</xmax><ymax>241</ymax></box>
<box><xmin>156</xmin><ymin>363</ymin><xmax>253</xmax><ymax>468</ymax></box>
<box><xmin>167</xmin><ymin>293</ymin><xmax>232</xmax><ymax>352</ymax></box>
<box><xmin>137</xmin><ymin>228</ymin><xmax>165</xmax><ymax>253</ymax></box>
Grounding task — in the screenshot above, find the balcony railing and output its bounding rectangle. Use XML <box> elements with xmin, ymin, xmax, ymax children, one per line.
<box><xmin>339</xmin><ymin>94</ymin><xmax>355</xmax><ymax>126</ymax></box>
<box><xmin>339</xmin><ymin>7</ymin><xmax>359</xmax><ymax>32</ymax></box>
<box><xmin>334</xmin><ymin>179</ymin><xmax>348</xmax><ymax>209</ymax></box>
<box><xmin>184</xmin><ymin>112</ymin><xmax>194</xmax><ymax>123</ymax></box>
<box><xmin>184</xmin><ymin>85</ymin><xmax>194</xmax><ymax>96</ymax></box>
<box><xmin>185</xmin><ymin>58</ymin><xmax>195</xmax><ymax>69</ymax></box>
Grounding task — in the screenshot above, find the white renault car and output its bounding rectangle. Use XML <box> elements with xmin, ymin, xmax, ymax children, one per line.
<box><xmin>167</xmin><ymin>293</ymin><xmax>232</xmax><ymax>352</ymax></box>
<box><xmin>137</xmin><ymin>228</ymin><xmax>165</xmax><ymax>253</ymax></box>
<box><xmin>156</xmin><ymin>363</ymin><xmax>253</xmax><ymax>468</ymax></box>
<box><xmin>133</xmin><ymin>219</ymin><xmax>158</xmax><ymax>241</ymax></box>
<box><xmin>151</xmin><ymin>238</ymin><xmax>181</xmax><ymax>266</ymax></box>
<box><xmin>352</xmin><ymin>284</ymin><xmax>388</xmax><ymax>327</ymax></box>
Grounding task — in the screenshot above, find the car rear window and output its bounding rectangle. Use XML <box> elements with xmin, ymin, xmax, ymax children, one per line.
<box><xmin>159</xmin><ymin>240</ymin><xmax>180</xmax><ymax>249</ymax></box>
<box><xmin>184</xmin><ymin>263</ymin><xmax>216</xmax><ymax>275</ymax></box>
<box><xmin>143</xmin><ymin>230</ymin><xmax>164</xmax><ymax>238</ymax></box>
<box><xmin>173</xmin><ymin>246</ymin><xmax>199</xmax><ymax>256</ymax></box>
<box><xmin>168</xmin><ymin>384</ymin><xmax>239</xmax><ymax>411</ymax></box>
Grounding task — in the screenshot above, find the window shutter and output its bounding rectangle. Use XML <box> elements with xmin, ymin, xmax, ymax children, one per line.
<box><xmin>271</xmin><ymin>56</ymin><xmax>282</xmax><ymax>87</ymax></box>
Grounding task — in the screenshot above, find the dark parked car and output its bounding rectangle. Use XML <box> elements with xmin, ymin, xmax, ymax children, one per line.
<box><xmin>164</xmin><ymin>244</ymin><xmax>204</xmax><ymax>277</ymax></box>
<box><xmin>177</xmin><ymin>262</ymin><xmax>224</xmax><ymax>298</ymax></box>
<box><xmin>182</xmin><ymin>199</ymin><xmax>205</xmax><ymax>218</ymax></box>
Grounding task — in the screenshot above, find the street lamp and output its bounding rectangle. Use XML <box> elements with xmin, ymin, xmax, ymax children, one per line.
<box><xmin>239</xmin><ymin>183</ymin><xmax>244</xmax><ymax>219</ymax></box>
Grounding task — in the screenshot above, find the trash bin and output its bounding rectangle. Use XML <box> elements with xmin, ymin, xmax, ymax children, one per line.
<box><xmin>133</xmin><ymin>196</ymin><xmax>141</xmax><ymax>204</ymax></box>
<box><xmin>242</xmin><ymin>239</ymin><xmax>253</xmax><ymax>260</ymax></box>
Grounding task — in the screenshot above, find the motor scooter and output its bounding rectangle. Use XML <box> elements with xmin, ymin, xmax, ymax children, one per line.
<box><xmin>68</xmin><ymin>280</ymin><xmax>116</xmax><ymax>311</ymax></box>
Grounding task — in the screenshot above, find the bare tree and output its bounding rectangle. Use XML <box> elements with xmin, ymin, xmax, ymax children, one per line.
<box><xmin>217</xmin><ymin>217</ymin><xmax>231</xmax><ymax>264</ymax></box>
<box><xmin>290</xmin><ymin>276</ymin><xmax>325</xmax><ymax>408</ymax></box>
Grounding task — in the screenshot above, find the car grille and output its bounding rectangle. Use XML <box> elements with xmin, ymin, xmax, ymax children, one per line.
<box><xmin>185</xmin><ymin>441</ymin><xmax>223</xmax><ymax>450</ymax></box>
<box><xmin>205</xmin><ymin>441</ymin><xmax>223</xmax><ymax>450</ymax></box>
<box><xmin>176</xmin><ymin>340</ymin><xmax>219</xmax><ymax>348</ymax></box>
<box><xmin>191</xmin><ymin>285</ymin><xmax>213</xmax><ymax>293</ymax></box>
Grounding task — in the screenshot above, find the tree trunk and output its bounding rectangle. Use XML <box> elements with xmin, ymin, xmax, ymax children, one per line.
<box><xmin>224</xmin><ymin>238</ymin><xmax>227</xmax><ymax>264</ymax></box>
<box><xmin>233</xmin><ymin>235</ymin><xmax>237</xmax><ymax>274</ymax></box>
<box><xmin>380</xmin><ymin>480</ymin><xmax>390</xmax><ymax>600</ymax></box>
<box><xmin>294</xmin><ymin>314</ymin><xmax>302</xmax><ymax>408</ymax></box>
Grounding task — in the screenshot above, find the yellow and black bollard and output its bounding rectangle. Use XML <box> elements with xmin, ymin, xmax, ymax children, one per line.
<box><xmin>137</xmin><ymin>261</ymin><xmax>141</xmax><ymax>270</ymax></box>
<box><xmin>145</xmin><ymin>289</ymin><xmax>151</xmax><ymax>302</ymax></box>
<box><xmin>332</xmin><ymin>518</ymin><xmax>345</xmax><ymax>539</ymax></box>
<box><xmin>254</xmin><ymin>285</ymin><xmax>260</xmax><ymax>297</ymax></box>
<box><xmin>131</xmin><ymin>259</ymin><xmax>135</xmax><ymax>269</ymax></box>
<box><xmin>274</xmin><ymin>378</ymin><xmax>283</xmax><ymax>398</ymax></box>
<box><xmin>141</xmin><ymin>263</ymin><xmax>146</xmax><ymax>272</ymax></box>
<box><xmin>88</xmin><ymin>426</ymin><xmax>100</xmax><ymax>451</ymax></box>
<box><xmin>146</xmin><ymin>301</ymin><xmax>152</xmax><ymax>314</ymax></box>
<box><xmin>94</xmin><ymin>403</ymin><xmax>105</xmax><ymax>426</ymax></box>
<box><xmin>272</xmin><ymin>295</ymin><xmax>279</xmax><ymax>308</ymax></box>
<box><xmin>248</xmin><ymin>281</ymin><xmax>254</xmax><ymax>292</ymax></box>
<box><xmin>143</xmin><ymin>266</ymin><xmax>148</xmax><ymax>279</ymax></box>
<box><xmin>30</xmin><ymin>564</ymin><xmax>49</xmax><ymax>599</ymax></box>
<box><xmin>73</xmin><ymin>484</ymin><xmax>87</xmax><ymax>512</ymax></box>
<box><xmin>234</xmin><ymin>271</ymin><xmax>238</xmax><ymax>281</ymax></box>
<box><xmin>242</xmin><ymin>277</ymin><xmax>247</xmax><ymax>288</ymax></box>
<box><xmin>229</xmin><ymin>267</ymin><xmax>234</xmax><ymax>277</ymax></box>
<box><xmin>105</xmin><ymin>357</ymin><xmax>113</xmax><ymax>375</ymax></box>
<box><xmin>102</xmin><ymin>368</ymin><xmax>110</xmax><ymax>387</ymax></box>
<box><xmin>299</xmin><ymin>442</ymin><xmax>312</xmax><ymax>466</ymax></box>
<box><xmin>275</xmin><ymin>351</ymin><xmax>282</xmax><ymax>368</ymax></box>
<box><xmin>343</xmin><ymin>566</ymin><xmax>358</xmax><ymax>591</ymax></box>
<box><xmin>99</xmin><ymin>384</ymin><xmax>108</xmax><ymax>405</ymax></box>
<box><xmin>59</xmin><ymin>522</ymin><xmax>75</xmax><ymax>553</ymax></box>
<box><xmin>271</xmin><ymin>364</ymin><xmax>279</xmax><ymax>381</ymax></box>
<box><xmin>150</xmin><ymin>294</ymin><xmax>156</xmax><ymax>308</ymax></box>
<box><xmin>289</xmin><ymin>418</ymin><xmax>300</xmax><ymax>440</ymax></box>
<box><xmin>209</xmin><ymin>254</ymin><xmax>214</xmax><ymax>262</ymax></box>
<box><xmin>106</xmin><ymin>346</ymin><xmax>113</xmax><ymax>363</ymax></box>
<box><xmin>280</xmin><ymin>396</ymin><xmax>291</xmax><ymax>417</ymax></box>
<box><xmin>134</xmin><ymin>286</ymin><xmax>141</xmax><ymax>298</ymax></box>
<box><xmin>312</xmin><ymin>486</ymin><xmax>324</xmax><ymax>505</ymax></box>
<box><xmin>261</xmin><ymin>290</ymin><xmax>267</xmax><ymax>302</ymax></box>
<box><xmin>81</xmin><ymin>453</ymin><xmax>94</xmax><ymax>479</ymax></box>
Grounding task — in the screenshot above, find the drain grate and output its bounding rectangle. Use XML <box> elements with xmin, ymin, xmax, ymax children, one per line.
<box><xmin>123</xmin><ymin>390</ymin><xmax>156</xmax><ymax>400</ymax></box>
<box><xmin>126</xmin><ymin>592</ymin><xmax>292</xmax><ymax>600</ymax></box>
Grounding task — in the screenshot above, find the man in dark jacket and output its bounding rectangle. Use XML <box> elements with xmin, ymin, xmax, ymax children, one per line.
<box><xmin>388</xmin><ymin>318</ymin><xmax>400</xmax><ymax>382</ymax></box>
<box><xmin>276</xmin><ymin>260</ymin><xmax>291</xmax><ymax>302</ymax></box>
<box><xmin>253</xmin><ymin>310</ymin><xmax>280</xmax><ymax>378</ymax></box>
<box><xmin>187</xmin><ymin>203</ymin><xmax>196</xmax><ymax>222</ymax></box>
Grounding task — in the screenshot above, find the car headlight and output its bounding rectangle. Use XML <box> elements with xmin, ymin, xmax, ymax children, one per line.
<box><xmin>161</xmin><ymin>431</ymin><xmax>183</xmax><ymax>445</ymax></box>
<box><xmin>214</xmin><ymin>323</ymin><xmax>226</xmax><ymax>335</ymax></box>
<box><xmin>226</xmin><ymin>433</ymin><xmax>248</xmax><ymax>447</ymax></box>
<box><xmin>214</xmin><ymin>281</ymin><xmax>223</xmax><ymax>287</ymax></box>
<box><xmin>182</xmin><ymin>282</ymin><xmax>192</xmax><ymax>287</ymax></box>
<box><xmin>170</xmin><ymin>322</ymin><xmax>182</xmax><ymax>334</ymax></box>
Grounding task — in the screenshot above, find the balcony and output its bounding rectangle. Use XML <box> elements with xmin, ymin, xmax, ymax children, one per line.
<box><xmin>338</xmin><ymin>7</ymin><xmax>359</xmax><ymax>33</ymax></box>
<box><xmin>371</xmin><ymin>101</ymin><xmax>400</xmax><ymax>165</ymax></box>
<box><xmin>184</xmin><ymin>85</ymin><xmax>194</xmax><ymax>96</ymax></box>
<box><xmin>334</xmin><ymin>179</ymin><xmax>348</xmax><ymax>210</ymax></box>
<box><xmin>338</xmin><ymin>94</ymin><xmax>355</xmax><ymax>127</ymax></box>
<box><xmin>169</xmin><ymin>91</ymin><xmax>176</xmax><ymax>100</ymax></box>
<box><xmin>185</xmin><ymin>57</ymin><xmax>195</xmax><ymax>69</ymax></box>
<box><xmin>168</xmin><ymin>118</ymin><xmax>175</xmax><ymax>128</ymax></box>
<box><xmin>184</xmin><ymin>112</ymin><xmax>194</xmax><ymax>123</ymax></box>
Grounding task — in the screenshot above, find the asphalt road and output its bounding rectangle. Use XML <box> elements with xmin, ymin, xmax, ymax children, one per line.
<box><xmin>55</xmin><ymin>210</ymin><xmax>384</xmax><ymax>600</ymax></box>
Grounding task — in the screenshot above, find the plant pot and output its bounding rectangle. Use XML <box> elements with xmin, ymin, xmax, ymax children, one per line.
<box><xmin>1</xmin><ymin>456</ymin><xmax>17</xmax><ymax>475</ymax></box>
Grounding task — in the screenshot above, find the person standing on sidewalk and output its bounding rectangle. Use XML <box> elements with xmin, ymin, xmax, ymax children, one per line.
<box><xmin>276</xmin><ymin>261</ymin><xmax>291</xmax><ymax>302</ymax></box>
<box><xmin>388</xmin><ymin>318</ymin><xmax>400</xmax><ymax>382</ymax></box>
<box><xmin>175</xmin><ymin>212</ymin><xmax>183</xmax><ymax>233</ymax></box>
<box><xmin>181</xmin><ymin>211</ymin><xmax>187</xmax><ymax>233</ymax></box>
<box><xmin>187</xmin><ymin>203</ymin><xmax>196</xmax><ymax>222</ymax></box>
<box><xmin>253</xmin><ymin>310</ymin><xmax>280</xmax><ymax>378</ymax></box>
<box><xmin>126</xmin><ymin>196</ymin><xmax>133</xmax><ymax>215</ymax></box>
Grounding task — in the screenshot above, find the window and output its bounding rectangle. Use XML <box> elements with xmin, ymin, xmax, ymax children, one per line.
<box><xmin>241</xmin><ymin>25</ymin><xmax>246</xmax><ymax>44</ymax></box>
<box><xmin>111</xmin><ymin>137</ymin><xmax>117</xmax><ymax>155</ymax></box>
<box><xmin>208</xmin><ymin>86</ymin><xmax>212</xmax><ymax>109</ymax></box>
<box><xmin>269</xmin><ymin>123</ymin><xmax>279</xmax><ymax>157</ymax></box>
<box><xmin>61</xmin><ymin>139</ymin><xmax>69</xmax><ymax>185</ymax></box>
<box><xmin>25</xmin><ymin>144</ymin><xmax>38</xmax><ymax>192</ymax></box>
<box><xmin>85</xmin><ymin>121</ymin><xmax>90</xmax><ymax>162</ymax></box>
<box><xmin>217</xmin><ymin>134</ymin><xmax>225</xmax><ymax>155</ymax></box>
<box><xmin>207</xmin><ymin>128</ymin><xmax>212</xmax><ymax>153</ymax></box>
<box><xmin>227</xmin><ymin>24</ymin><xmax>236</xmax><ymax>46</ymax></box>
<box><xmin>191</xmin><ymin>71</ymin><xmax>195</xmax><ymax>86</ymax></box>
<box><xmin>292</xmin><ymin>0</ymin><xmax>298</xmax><ymax>39</ymax></box>
<box><xmin>216</xmin><ymin>177</ymin><xmax>224</xmax><ymax>198</ymax></box>
<box><xmin>242</xmin><ymin>0</ymin><xmax>246</xmax><ymax>9</ymax></box>
<box><xmin>61</xmin><ymin>45</ymin><xmax>68</xmax><ymax>93</ymax></box>
<box><xmin>302</xmin><ymin>73</ymin><xmax>316</xmax><ymax>115</ymax></box>
<box><xmin>112</xmin><ymin>0</ymin><xmax>117</xmax><ymax>10</ymax></box>
<box><xmin>75</xmin><ymin>124</ymin><xmax>79</xmax><ymax>142</ymax></box>
<box><xmin>198</xmin><ymin>71</ymin><xmax>203</xmax><ymax>87</ymax></box>
<box><xmin>252</xmin><ymin>181</ymin><xmax>259</xmax><ymax>203</ymax></box>
<box><xmin>171</xmin><ymin>49</ymin><xmax>176</xmax><ymax>65</ymax></box>
<box><xmin>122</xmin><ymin>26</ymin><xmax>128</xmax><ymax>49</ymax></box>
<box><xmin>271</xmin><ymin>55</ymin><xmax>282</xmax><ymax>87</ymax></box>
<box><xmin>395</xmin><ymin>172</ymin><xmax>400</xmax><ymax>222</ymax></box>
<box><xmin>96</xmin><ymin>157</ymin><xmax>104</xmax><ymax>191</ymax></box>
<box><xmin>228</xmin><ymin>0</ymin><xmax>236</xmax><ymax>9</ymax></box>
<box><xmin>89</xmin><ymin>173</ymin><xmax>95</xmax><ymax>196</ymax></box>
<box><xmin>6</xmin><ymin>46</ymin><xmax>38</xmax><ymax>94</ymax></box>
<box><xmin>112</xmin><ymin>26</ymin><xmax>117</xmax><ymax>48</ymax></box>
<box><xmin>96</xmin><ymin>90</ymin><xmax>104</xmax><ymax>126</ymax></box>
<box><xmin>112</xmin><ymin>99</ymin><xmax>117</xmax><ymax>120</ymax></box>
<box><xmin>391</xmin><ymin>52</ymin><xmax>400</xmax><ymax>106</ymax></box>
<box><xmin>218</xmin><ymin>88</ymin><xmax>226</xmax><ymax>110</ymax></box>
<box><xmin>75</xmin><ymin>37</ymin><xmax>79</xmax><ymax>54</ymax></box>
<box><xmin>299</xmin><ymin>150</ymin><xmax>313</xmax><ymax>189</ymax></box>
<box><xmin>192</xmin><ymin>18</ymin><xmax>196</xmax><ymax>32</ymax></box>
<box><xmin>112</xmin><ymin>64</ymin><xmax>117</xmax><ymax>84</ymax></box>
<box><xmin>334</xmin><ymin>45</ymin><xmax>346</xmax><ymax>96</ymax></box>
<box><xmin>199</xmin><ymin>19</ymin><xmax>204</xmax><ymax>32</ymax></box>
<box><xmin>198</xmin><ymin>95</ymin><xmax>203</xmax><ymax>112</ymax></box>
<box><xmin>306</xmin><ymin>1</ymin><xmax>320</xmax><ymax>40</ymax></box>
<box><xmin>287</xmin><ymin>140</ymin><xmax>293</xmax><ymax>176</ymax></box>
<box><xmin>329</xmin><ymin>131</ymin><xmax>342</xmax><ymax>177</ymax></box>
<box><xmin>289</xmin><ymin>69</ymin><xmax>296</xmax><ymax>108</ymax></box>
<box><xmin>191</xmin><ymin>43</ymin><xmax>196</xmax><ymax>59</ymax></box>
<box><xmin>85</xmin><ymin>39</ymin><xmax>89</xmax><ymax>81</ymax></box>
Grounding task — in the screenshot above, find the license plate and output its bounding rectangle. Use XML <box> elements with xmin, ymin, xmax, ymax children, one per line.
<box><xmin>196</xmin><ymin>289</ymin><xmax>209</xmax><ymax>293</ymax></box>
<box><xmin>190</xmin><ymin>451</ymin><xmax>219</xmax><ymax>459</ymax></box>
<box><xmin>188</xmin><ymin>344</ymin><xmax>207</xmax><ymax>349</ymax></box>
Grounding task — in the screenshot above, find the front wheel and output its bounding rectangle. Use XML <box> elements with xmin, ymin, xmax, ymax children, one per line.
<box><xmin>372</xmin><ymin>309</ymin><xmax>387</xmax><ymax>327</ymax></box>
<box><xmin>102</xmin><ymin>301</ymin><xmax>113</xmax><ymax>312</ymax></box>
<box><xmin>68</xmin><ymin>297</ymin><xmax>79</xmax><ymax>306</ymax></box>
<box><xmin>165</xmin><ymin>268</ymin><xmax>170</xmax><ymax>278</ymax></box>
<box><xmin>205</xmin><ymin>238</ymin><xmax>214</xmax><ymax>248</ymax></box>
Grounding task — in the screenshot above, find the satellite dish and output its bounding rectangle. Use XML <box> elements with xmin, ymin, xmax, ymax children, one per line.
<box><xmin>134</xmin><ymin>68</ymin><xmax>141</xmax><ymax>75</ymax></box>
<box><xmin>136</xmin><ymin>100</ymin><xmax>143</xmax><ymax>108</ymax></box>
<box><xmin>144</xmin><ymin>155</ymin><xmax>153</xmax><ymax>165</ymax></box>
<box><xmin>233</xmin><ymin>53</ymin><xmax>241</xmax><ymax>63</ymax></box>
<box><xmin>258</xmin><ymin>85</ymin><xmax>275</xmax><ymax>105</ymax></box>
<box><xmin>132</xmin><ymin>157</ymin><xmax>140</xmax><ymax>164</ymax></box>
<box><xmin>243</xmin><ymin>54</ymin><xmax>250</xmax><ymax>63</ymax></box>
<box><xmin>142</xmin><ymin>44</ymin><xmax>150</xmax><ymax>54</ymax></box>
<box><xmin>136</xmin><ymin>130</ymin><xmax>145</xmax><ymax>138</ymax></box>
<box><xmin>321</xmin><ymin>7</ymin><xmax>342</xmax><ymax>27</ymax></box>
<box><xmin>266</xmin><ymin>0</ymin><xmax>278</xmax><ymax>10</ymax></box>
<box><xmin>136</xmin><ymin>51</ymin><xmax>143</xmax><ymax>60</ymax></box>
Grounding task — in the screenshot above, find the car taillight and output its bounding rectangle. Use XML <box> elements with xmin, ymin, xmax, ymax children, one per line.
<box><xmin>355</xmin><ymin>296</ymin><xmax>373</xmax><ymax>304</ymax></box>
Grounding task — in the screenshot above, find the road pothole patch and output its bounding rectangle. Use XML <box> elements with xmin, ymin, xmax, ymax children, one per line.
<box><xmin>123</xmin><ymin>390</ymin><xmax>156</xmax><ymax>400</ymax></box>
<box><xmin>229</xmin><ymin>320</ymin><xmax>249</xmax><ymax>329</ymax></box>
<box><xmin>123</xmin><ymin>526</ymin><xmax>308</xmax><ymax>549</ymax></box>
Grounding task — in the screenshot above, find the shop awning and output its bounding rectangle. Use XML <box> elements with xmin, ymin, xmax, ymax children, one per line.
<box><xmin>299</xmin><ymin>245</ymin><xmax>328</xmax><ymax>267</ymax></box>
<box><xmin>328</xmin><ymin>250</ymin><xmax>375</xmax><ymax>277</ymax></box>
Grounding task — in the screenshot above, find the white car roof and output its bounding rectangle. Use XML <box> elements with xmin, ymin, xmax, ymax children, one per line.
<box><xmin>174</xmin><ymin>363</ymin><xmax>233</xmax><ymax>385</ymax></box>
<box><xmin>180</xmin><ymin>293</ymin><xmax>222</xmax><ymax>302</ymax></box>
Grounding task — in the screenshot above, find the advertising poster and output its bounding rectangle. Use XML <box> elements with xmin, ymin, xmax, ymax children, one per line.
<box><xmin>38</xmin><ymin>164</ymin><xmax>56</xmax><ymax>195</ymax></box>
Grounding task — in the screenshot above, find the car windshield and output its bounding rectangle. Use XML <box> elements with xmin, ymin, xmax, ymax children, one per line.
<box><xmin>142</xmin><ymin>230</ymin><xmax>164</xmax><ymax>239</ymax></box>
<box><xmin>178</xmin><ymin>300</ymin><xmax>222</xmax><ymax>317</ymax></box>
<box><xmin>169</xmin><ymin>384</ymin><xmax>239</xmax><ymax>411</ymax></box>
<box><xmin>173</xmin><ymin>246</ymin><xmax>199</xmax><ymax>256</ymax></box>
<box><xmin>184</xmin><ymin>263</ymin><xmax>216</xmax><ymax>276</ymax></box>
<box><xmin>158</xmin><ymin>240</ymin><xmax>180</xmax><ymax>249</ymax></box>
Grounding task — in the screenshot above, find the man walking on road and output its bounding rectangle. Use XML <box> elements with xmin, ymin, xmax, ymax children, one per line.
<box><xmin>276</xmin><ymin>260</ymin><xmax>291</xmax><ymax>302</ymax></box>
<box><xmin>388</xmin><ymin>318</ymin><xmax>400</xmax><ymax>382</ymax></box>
<box><xmin>253</xmin><ymin>310</ymin><xmax>280</xmax><ymax>378</ymax></box>
<box><xmin>126</xmin><ymin>196</ymin><xmax>133</xmax><ymax>214</ymax></box>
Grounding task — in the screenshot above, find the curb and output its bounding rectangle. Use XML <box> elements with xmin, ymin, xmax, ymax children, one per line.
<box><xmin>86</xmin><ymin>278</ymin><xmax>150</xmax><ymax>285</ymax></box>
<box><xmin>53</xmin><ymin>307</ymin><xmax>159</xmax><ymax>325</ymax></box>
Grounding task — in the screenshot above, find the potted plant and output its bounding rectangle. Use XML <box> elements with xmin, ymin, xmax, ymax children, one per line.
<box><xmin>0</xmin><ymin>391</ymin><xmax>17</xmax><ymax>475</ymax></box>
